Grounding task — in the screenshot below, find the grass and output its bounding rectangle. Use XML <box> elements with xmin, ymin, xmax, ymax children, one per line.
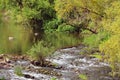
<box><xmin>83</xmin><ymin>31</ymin><xmax>110</xmax><ymax>48</ymax></box>
<box><xmin>50</xmin><ymin>77</ymin><xmax>57</xmax><ymax>80</ymax></box>
<box><xmin>79</xmin><ymin>74</ymin><xmax>88</xmax><ymax>80</ymax></box>
<box><xmin>90</xmin><ymin>53</ymin><xmax>102</xmax><ymax>59</ymax></box>
<box><xmin>14</xmin><ymin>65</ymin><xmax>23</xmax><ymax>76</ymax></box>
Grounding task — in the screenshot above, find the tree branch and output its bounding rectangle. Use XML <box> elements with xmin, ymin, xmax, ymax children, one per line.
<box><xmin>84</xmin><ymin>27</ymin><xmax>98</xmax><ymax>34</ymax></box>
<box><xmin>79</xmin><ymin>7</ymin><xmax>104</xmax><ymax>18</ymax></box>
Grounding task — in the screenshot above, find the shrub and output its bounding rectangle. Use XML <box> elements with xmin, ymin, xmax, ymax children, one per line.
<box><xmin>44</xmin><ymin>19</ymin><xmax>62</xmax><ymax>33</ymax></box>
<box><xmin>27</xmin><ymin>40</ymin><xmax>55</xmax><ymax>63</ymax></box>
<box><xmin>99</xmin><ymin>35</ymin><xmax>120</xmax><ymax>76</ymax></box>
<box><xmin>57</xmin><ymin>23</ymin><xmax>76</xmax><ymax>32</ymax></box>
<box><xmin>14</xmin><ymin>65</ymin><xmax>23</xmax><ymax>76</ymax></box>
<box><xmin>83</xmin><ymin>31</ymin><xmax>110</xmax><ymax>48</ymax></box>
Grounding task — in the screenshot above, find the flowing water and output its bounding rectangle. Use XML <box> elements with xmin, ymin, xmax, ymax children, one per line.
<box><xmin>0</xmin><ymin>46</ymin><xmax>119</xmax><ymax>80</ymax></box>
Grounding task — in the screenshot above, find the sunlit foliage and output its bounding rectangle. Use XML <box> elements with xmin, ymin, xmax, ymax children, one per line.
<box><xmin>100</xmin><ymin>1</ymin><xmax>120</xmax><ymax>76</ymax></box>
<box><xmin>54</xmin><ymin>0</ymin><xmax>105</xmax><ymax>32</ymax></box>
<box><xmin>0</xmin><ymin>0</ymin><xmax>52</xmax><ymax>19</ymax></box>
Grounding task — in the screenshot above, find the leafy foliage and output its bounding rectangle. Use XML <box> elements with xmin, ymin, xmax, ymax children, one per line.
<box><xmin>44</xmin><ymin>19</ymin><xmax>62</xmax><ymax>33</ymax></box>
<box><xmin>100</xmin><ymin>1</ymin><xmax>120</xmax><ymax>76</ymax></box>
<box><xmin>0</xmin><ymin>0</ymin><xmax>56</xmax><ymax>34</ymax></box>
<box><xmin>100</xmin><ymin>35</ymin><xmax>120</xmax><ymax>74</ymax></box>
<box><xmin>54</xmin><ymin>0</ymin><xmax>105</xmax><ymax>33</ymax></box>
<box><xmin>27</xmin><ymin>40</ymin><xmax>55</xmax><ymax>62</ymax></box>
<box><xmin>57</xmin><ymin>23</ymin><xmax>76</xmax><ymax>32</ymax></box>
<box><xmin>0</xmin><ymin>0</ymin><xmax>52</xmax><ymax>20</ymax></box>
<box><xmin>83</xmin><ymin>31</ymin><xmax>110</xmax><ymax>48</ymax></box>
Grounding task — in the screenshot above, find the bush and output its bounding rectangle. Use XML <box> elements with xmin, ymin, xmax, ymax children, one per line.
<box><xmin>83</xmin><ymin>31</ymin><xmax>110</xmax><ymax>48</ymax></box>
<box><xmin>57</xmin><ymin>23</ymin><xmax>76</xmax><ymax>32</ymax></box>
<box><xmin>44</xmin><ymin>19</ymin><xmax>62</xmax><ymax>33</ymax></box>
<box><xmin>99</xmin><ymin>35</ymin><xmax>120</xmax><ymax>76</ymax></box>
<box><xmin>14</xmin><ymin>65</ymin><xmax>23</xmax><ymax>76</ymax></box>
<box><xmin>27</xmin><ymin>40</ymin><xmax>55</xmax><ymax>62</ymax></box>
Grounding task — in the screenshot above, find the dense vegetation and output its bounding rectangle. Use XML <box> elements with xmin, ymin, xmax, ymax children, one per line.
<box><xmin>0</xmin><ymin>0</ymin><xmax>120</xmax><ymax>76</ymax></box>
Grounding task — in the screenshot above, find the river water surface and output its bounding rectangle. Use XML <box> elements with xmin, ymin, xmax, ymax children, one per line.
<box><xmin>0</xmin><ymin>45</ymin><xmax>119</xmax><ymax>80</ymax></box>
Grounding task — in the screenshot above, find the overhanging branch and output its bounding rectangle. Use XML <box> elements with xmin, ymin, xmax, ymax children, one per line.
<box><xmin>79</xmin><ymin>7</ymin><xmax>104</xmax><ymax>18</ymax></box>
<box><xmin>84</xmin><ymin>27</ymin><xmax>98</xmax><ymax>34</ymax></box>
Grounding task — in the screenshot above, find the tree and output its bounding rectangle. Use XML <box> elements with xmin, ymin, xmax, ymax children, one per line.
<box><xmin>54</xmin><ymin>0</ymin><xmax>105</xmax><ymax>33</ymax></box>
<box><xmin>0</xmin><ymin>0</ymin><xmax>56</xmax><ymax>41</ymax></box>
<box><xmin>100</xmin><ymin>0</ymin><xmax>120</xmax><ymax>76</ymax></box>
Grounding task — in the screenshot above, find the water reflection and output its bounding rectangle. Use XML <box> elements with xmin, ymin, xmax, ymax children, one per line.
<box><xmin>0</xmin><ymin>24</ymin><xmax>82</xmax><ymax>54</ymax></box>
<box><xmin>42</xmin><ymin>32</ymin><xmax>82</xmax><ymax>49</ymax></box>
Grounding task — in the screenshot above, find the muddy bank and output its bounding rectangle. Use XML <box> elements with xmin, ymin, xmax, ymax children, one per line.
<box><xmin>0</xmin><ymin>46</ymin><xmax>119</xmax><ymax>80</ymax></box>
